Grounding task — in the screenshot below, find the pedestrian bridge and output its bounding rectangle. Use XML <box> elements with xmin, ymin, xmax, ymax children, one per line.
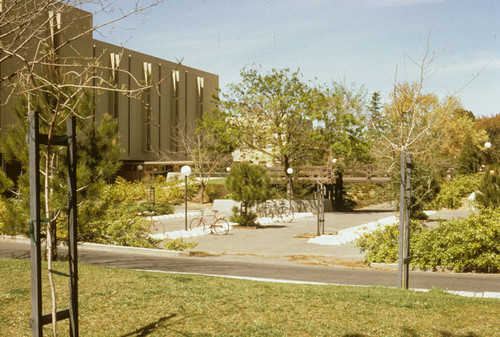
<box><xmin>268</xmin><ymin>165</ymin><xmax>391</xmax><ymax>184</ymax></box>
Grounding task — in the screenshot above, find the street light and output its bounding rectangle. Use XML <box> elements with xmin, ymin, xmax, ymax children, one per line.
<box><xmin>484</xmin><ymin>142</ymin><xmax>493</xmax><ymax>174</ymax></box>
<box><xmin>286</xmin><ymin>167</ymin><xmax>293</xmax><ymax>210</ymax></box>
<box><xmin>137</xmin><ymin>164</ymin><xmax>143</xmax><ymax>181</ymax></box>
<box><xmin>181</xmin><ymin>165</ymin><xmax>191</xmax><ymax>230</ymax></box>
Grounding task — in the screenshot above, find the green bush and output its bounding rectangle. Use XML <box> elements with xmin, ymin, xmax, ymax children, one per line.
<box><xmin>430</xmin><ymin>174</ymin><xmax>481</xmax><ymax>210</ymax></box>
<box><xmin>205</xmin><ymin>182</ymin><xmax>228</xmax><ymax>202</ymax></box>
<box><xmin>102</xmin><ymin>177</ymin><xmax>147</xmax><ymax>204</ymax></box>
<box><xmin>229</xmin><ymin>205</ymin><xmax>258</xmax><ymax>226</ymax></box>
<box><xmin>89</xmin><ymin>204</ymin><xmax>162</xmax><ymax>248</ymax></box>
<box><xmin>163</xmin><ymin>238</ymin><xmax>198</xmax><ymax>251</ymax></box>
<box><xmin>356</xmin><ymin>208</ymin><xmax>500</xmax><ymax>273</ymax></box>
<box><xmin>356</xmin><ymin>220</ymin><xmax>424</xmax><ymax>264</ymax></box>
<box><xmin>0</xmin><ymin>197</ymin><xmax>26</xmax><ymax>236</ymax></box>
<box><xmin>412</xmin><ymin>208</ymin><xmax>500</xmax><ymax>272</ymax></box>
<box><xmin>132</xmin><ymin>202</ymin><xmax>173</xmax><ymax>215</ymax></box>
<box><xmin>154</xmin><ymin>179</ymin><xmax>199</xmax><ymax>205</ymax></box>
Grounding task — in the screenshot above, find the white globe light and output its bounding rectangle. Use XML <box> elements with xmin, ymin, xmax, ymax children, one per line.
<box><xmin>485</xmin><ymin>142</ymin><xmax>492</xmax><ymax>149</ymax></box>
<box><xmin>287</xmin><ymin>167</ymin><xmax>293</xmax><ymax>175</ymax></box>
<box><xmin>332</xmin><ymin>158</ymin><xmax>337</xmax><ymax>164</ymax></box>
<box><xmin>226</xmin><ymin>167</ymin><xmax>231</xmax><ymax>172</ymax></box>
<box><xmin>181</xmin><ymin>165</ymin><xmax>191</xmax><ymax>176</ymax></box>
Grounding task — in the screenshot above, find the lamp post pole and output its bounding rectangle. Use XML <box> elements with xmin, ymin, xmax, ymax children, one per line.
<box><xmin>485</xmin><ymin>142</ymin><xmax>492</xmax><ymax>174</ymax></box>
<box><xmin>181</xmin><ymin>165</ymin><xmax>191</xmax><ymax>231</ymax></box>
<box><xmin>286</xmin><ymin>167</ymin><xmax>293</xmax><ymax>210</ymax></box>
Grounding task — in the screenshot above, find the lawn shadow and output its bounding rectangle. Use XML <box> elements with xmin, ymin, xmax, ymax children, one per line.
<box><xmin>120</xmin><ymin>314</ymin><xmax>177</xmax><ymax>337</ymax></box>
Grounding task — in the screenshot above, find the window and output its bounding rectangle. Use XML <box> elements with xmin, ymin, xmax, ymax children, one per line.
<box><xmin>109</xmin><ymin>52</ymin><xmax>121</xmax><ymax>118</ymax></box>
<box><xmin>142</xmin><ymin>62</ymin><xmax>153</xmax><ymax>152</ymax></box>
<box><xmin>196</xmin><ymin>76</ymin><xmax>204</xmax><ymax>120</ymax></box>
<box><xmin>170</xmin><ymin>70</ymin><xmax>180</xmax><ymax>152</ymax></box>
<box><xmin>48</xmin><ymin>11</ymin><xmax>62</xmax><ymax>47</ymax></box>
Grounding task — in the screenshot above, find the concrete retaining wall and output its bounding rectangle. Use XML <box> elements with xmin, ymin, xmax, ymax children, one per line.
<box><xmin>212</xmin><ymin>199</ymin><xmax>333</xmax><ymax>214</ymax></box>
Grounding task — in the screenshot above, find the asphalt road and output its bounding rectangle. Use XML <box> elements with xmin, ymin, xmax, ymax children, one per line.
<box><xmin>1</xmin><ymin>238</ymin><xmax>499</xmax><ymax>295</ymax></box>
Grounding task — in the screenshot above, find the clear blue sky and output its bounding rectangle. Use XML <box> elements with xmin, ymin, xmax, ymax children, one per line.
<box><xmin>89</xmin><ymin>0</ymin><xmax>500</xmax><ymax>117</ymax></box>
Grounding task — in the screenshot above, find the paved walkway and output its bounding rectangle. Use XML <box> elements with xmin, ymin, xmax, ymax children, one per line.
<box><xmin>149</xmin><ymin>203</ymin><xmax>469</xmax><ymax>266</ymax></box>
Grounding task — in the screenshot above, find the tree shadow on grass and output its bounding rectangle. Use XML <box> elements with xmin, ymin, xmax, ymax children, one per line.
<box><xmin>120</xmin><ymin>314</ymin><xmax>177</xmax><ymax>337</ymax></box>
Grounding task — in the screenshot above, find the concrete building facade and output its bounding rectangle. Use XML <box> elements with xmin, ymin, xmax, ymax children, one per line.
<box><xmin>0</xmin><ymin>3</ymin><xmax>218</xmax><ymax>178</ymax></box>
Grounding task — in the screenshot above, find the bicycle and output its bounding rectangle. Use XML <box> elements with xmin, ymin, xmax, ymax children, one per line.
<box><xmin>258</xmin><ymin>199</ymin><xmax>294</xmax><ymax>223</ymax></box>
<box><xmin>189</xmin><ymin>209</ymin><xmax>230</xmax><ymax>235</ymax></box>
<box><xmin>137</xmin><ymin>211</ymin><xmax>166</xmax><ymax>234</ymax></box>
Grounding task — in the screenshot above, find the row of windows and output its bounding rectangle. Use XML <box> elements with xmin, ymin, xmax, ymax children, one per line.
<box><xmin>106</xmin><ymin>54</ymin><xmax>205</xmax><ymax>154</ymax></box>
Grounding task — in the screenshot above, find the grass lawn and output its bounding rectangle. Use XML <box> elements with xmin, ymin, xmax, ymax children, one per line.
<box><xmin>1</xmin><ymin>259</ymin><xmax>499</xmax><ymax>336</ymax></box>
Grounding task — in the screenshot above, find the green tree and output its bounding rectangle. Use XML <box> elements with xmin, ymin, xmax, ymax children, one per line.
<box><xmin>476</xmin><ymin>170</ymin><xmax>500</xmax><ymax>209</ymax></box>
<box><xmin>476</xmin><ymin>113</ymin><xmax>500</xmax><ymax>166</ymax></box>
<box><xmin>311</xmin><ymin>82</ymin><xmax>372</xmax><ymax>167</ymax></box>
<box><xmin>225</xmin><ymin>162</ymin><xmax>270</xmax><ymax>226</ymax></box>
<box><xmin>218</xmin><ymin>67</ymin><xmax>320</xmax><ymax>175</ymax></box>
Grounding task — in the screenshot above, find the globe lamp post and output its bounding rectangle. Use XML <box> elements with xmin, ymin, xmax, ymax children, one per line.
<box><xmin>181</xmin><ymin>165</ymin><xmax>191</xmax><ymax>230</ymax></box>
<box><xmin>286</xmin><ymin>167</ymin><xmax>293</xmax><ymax>209</ymax></box>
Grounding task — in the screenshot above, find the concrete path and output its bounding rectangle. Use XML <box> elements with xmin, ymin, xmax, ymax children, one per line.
<box><xmin>152</xmin><ymin>203</ymin><xmax>468</xmax><ymax>266</ymax></box>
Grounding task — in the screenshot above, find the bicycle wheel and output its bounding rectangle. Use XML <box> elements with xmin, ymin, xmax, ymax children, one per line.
<box><xmin>279</xmin><ymin>206</ymin><xmax>294</xmax><ymax>223</ymax></box>
<box><xmin>189</xmin><ymin>217</ymin><xmax>205</xmax><ymax>230</ymax></box>
<box><xmin>213</xmin><ymin>218</ymin><xmax>230</xmax><ymax>235</ymax></box>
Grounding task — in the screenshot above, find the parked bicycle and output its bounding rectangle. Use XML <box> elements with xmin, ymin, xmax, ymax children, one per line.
<box><xmin>257</xmin><ymin>199</ymin><xmax>294</xmax><ymax>223</ymax></box>
<box><xmin>189</xmin><ymin>209</ymin><xmax>230</xmax><ymax>235</ymax></box>
<box><xmin>137</xmin><ymin>211</ymin><xmax>166</xmax><ymax>234</ymax></box>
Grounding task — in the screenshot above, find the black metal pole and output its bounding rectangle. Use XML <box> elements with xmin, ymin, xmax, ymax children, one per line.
<box><xmin>67</xmin><ymin>116</ymin><xmax>78</xmax><ymax>336</ymax></box>
<box><xmin>29</xmin><ymin>110</ymin><xmax>43</xmax><ymax>336</ymax></box>
<box><xmin>184</xmin><ymin>175</ymin><xmax>188</xmax><ymax>231</ymax></box>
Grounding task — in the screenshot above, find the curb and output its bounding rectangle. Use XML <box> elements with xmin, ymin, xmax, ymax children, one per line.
<box><xmin>78</xmin><ymin>242</ymin><xmax>190</xmax><ymax>257</ymax></box>
<box><xmin>0</xmin><ymin>235</ymin><xmax>190</xmax><ymax>258</ymax></box>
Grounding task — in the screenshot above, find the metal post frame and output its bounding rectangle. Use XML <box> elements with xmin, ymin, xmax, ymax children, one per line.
<box><xmin>398</xmin><ymin>151</ymin><xmax>411</xmax><ymax>289</ymax></box>
<box><xmin>29</xmin><ymin>111</ymin><xmax>78</xmax><ymax>336</ymax></box>
<box><xmin>67</xmin><ymin>116</ymin><xmax>78</xmax><ymax>336</ymax></box>
<box><xmin>29</xmin><ymin>111</ymin><xmax>42</xmax><ymax>336</ymax></box>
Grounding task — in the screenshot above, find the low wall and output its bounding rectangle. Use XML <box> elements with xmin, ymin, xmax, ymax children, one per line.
<box><xmin>212</xmin><ymin>199</ymin><xmax>333</xmax><ymax>214</ymax></box>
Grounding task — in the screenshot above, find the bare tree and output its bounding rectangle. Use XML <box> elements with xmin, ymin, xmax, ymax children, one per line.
<box><xmin>0</xmin><ymin>1</ymin><xmax>165</xmax><ymax>335</ymax></box>
<box><xmin>162</xmin><ymin>121</ymin><xmax>231</xmax><ymax>204</ymax></box>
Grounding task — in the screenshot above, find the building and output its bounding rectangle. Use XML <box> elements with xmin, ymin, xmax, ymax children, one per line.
<box><xmin>0</xmin><ymin>2</ymin><xmax>218</xmax><ymax>179</ymax></box>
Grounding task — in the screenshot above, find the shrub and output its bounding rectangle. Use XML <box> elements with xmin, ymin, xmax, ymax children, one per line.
<box><xmin>89</xmin><ymin>204</ymin><xmax>162</xmax><ymax>248</ymax></box>
<box><xmin>103</xmin><ymin>177</ymin><xmax>147</xmax><ymax>204</ymax></box>
<box><xmin>356</xmin><ymin>208</ymin><xmax>500</xmax><ymax>273</ymax></box>
<box><xmin>154</xmin><ymin>179</ymin><xmax>199</xmax><ymax>205</ymax></box>
<box><xmin>205</xmin><ymin>182</ymin><xmax>228</xmax><ymax>202</ymax></box>
<box><xmin>430</xmin><ymin>174</ymin><xmax>481</xmax><ymax>210</ymax></box>
<box><xmin>133</xmin><ymin>202</ymin><xmax>173</xmax><ymax>215</ymax></box>
<box><xmin>412</xmin><ymin>208</ymin><xmax>500</xmax><ymax>272</ymax></box>
<box><xmin>229</xmin><ymin>205</ymin><xmax>258</xmax><ymax>227</ymax></box>
<box><xmin>0</xmin><ymin>197</ymin><xmax>26</xmax><ymax>236</ymax></box>
<box><xmin>356</xmin><ymin>220</ymin><xmax>424</xmax><ymax>264</ymax></box>
<box><xmin>163</xmin><ymin>238</ymin><xmax>198</xmax><ymax>251</ymax></box>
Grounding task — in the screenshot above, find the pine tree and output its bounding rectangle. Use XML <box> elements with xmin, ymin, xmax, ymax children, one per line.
<box><xmin>476</xmin><ymin>170</ymin><xmax>500</xmax><ymax>209</ymax></box>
